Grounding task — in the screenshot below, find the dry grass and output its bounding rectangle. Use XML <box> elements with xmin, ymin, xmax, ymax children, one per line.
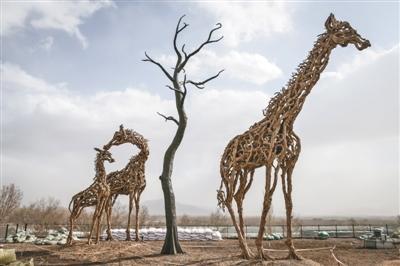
<box><xmin>4</xmin><ymin>238</ymin><xmax>399</xmax><ymax>265</ymax></box>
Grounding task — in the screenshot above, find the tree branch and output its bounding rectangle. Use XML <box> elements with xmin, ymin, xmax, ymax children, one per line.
<box><xmin>178</xmin><ymin>22</ymin><xmax>223</xmax><ymax>71</ymax></box>
<box><xmin>143</xmin><ymin>52</ymin><xmax>174</xmax><ymax>82</ymax></box>
<box><xmin>166</xmin><ymin>85</ymin><xmax>184</xmax><ymax>95</ymax></box>
<box><xmin>157</xmin><ymin>112</ymin><xmax>179</xmax><ymax>126</ymax></box>
<box><xmin>180</xmin><ymin>74</ymin><xmax>188</xmax><ymax>108</ymax></box>
<box><xmin>173</xmin><ymin>15</ymin><xmax>189</xmax><ymax>69</ymax></box>
<box><xmin>186</xmin><ymin>69</ymin><xmax>224</xmax><ymax>89</ymax></box>
<box><xmin>181</xmin><ymin>44</ymin><xmax>187</xmax><ymax>59</ymax></box>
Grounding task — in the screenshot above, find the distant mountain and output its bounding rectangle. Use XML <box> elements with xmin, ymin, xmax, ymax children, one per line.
<box><xmin>142</xmin><ymin>199</ymin><xmax>213</xmax><ymax>216</ymax></box>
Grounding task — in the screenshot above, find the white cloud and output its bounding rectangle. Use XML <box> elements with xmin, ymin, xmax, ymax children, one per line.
<box><xmin>290</xmin><ymin>45</ymin><xmax>398</xmax><ymax>216</ymax></box>
<box><xmin>2</xmin><ymin>0</ymin><xmax>114</xmax><ymax>48</ymax></box>
<box><xmin>198</xmin><ymin>1</ymin><xmax>293</xmax><ymax>47</ymax></box>
<box><xmin>2</xmin><ymin>43</ymin><xmax>398</xmax><ymax>216</ymax></box>
<box><xmin>302</xmin><ymin>45</ymin><xmax>399</xmax><ymax>143</ymax></box>
<box><xmin>159</xmin><ymin>49</ymin><xmax>282</xmax><ymax>85</ymax></box>
<box><xmin>1</xmin><ymin>62</ymin><xmax>269</xmax><ymax>212</ymax></box>
<box><xmin>39</xmin><ymin>36</ymin><xmax>54</xmax><ymax>51</ymax></box>
<box><xmin>2</xmin><ymin>62</ymin><xmax>59</xmax><ymax>93</ymax></box>
<box><xmin>323</xmin><ymin>45</ymin><xmax>399</xmax><ymax>80</ymax></box>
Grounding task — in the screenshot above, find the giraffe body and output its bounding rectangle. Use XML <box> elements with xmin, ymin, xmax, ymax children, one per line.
<box><xmin>217</xmin><ymin>14</ymin><xmax>370</xmax><ymax>260</ymax></box>
<box><xmin>66</xmin><ymin>126</ymin><xmax>148</xmax><ymax>244</ymax></box>
<box><xmin>67</xmin><ymin>148</ymin><xmax>114</xmax><ymax>245</ymax></box>
<box><xmin>103</xmin><ymin>125</ymin><xmax>149</xmax><ymax>241</ymax></box>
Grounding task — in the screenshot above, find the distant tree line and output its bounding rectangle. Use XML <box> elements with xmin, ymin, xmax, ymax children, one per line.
<box><xmin>0</xmin><ymin>184</ymin><xmax>238</xmax><ymax>227</ymax></box>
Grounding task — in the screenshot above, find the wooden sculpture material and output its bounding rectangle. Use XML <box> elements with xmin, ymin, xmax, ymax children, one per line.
<box><xmin>103</xmin><ymin>125</ymin><xmax>149</xmax><ymax>241</ymax></box>
<box><xmin>217</xmin><ymin>14</ymin><xmax>370</xmax><ymax>260</ymax></box>
<box><xmin>67</xmin><ymin>148</ymin><xmax>114</xmax><ymax>245</ymax></box>
<box><xmin>66</xmin><ymin>126</ymin><xmax>148</xmax><ymax>244</ymax></box>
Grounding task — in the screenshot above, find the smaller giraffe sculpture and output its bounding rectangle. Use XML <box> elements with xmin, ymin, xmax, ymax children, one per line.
<box><xmin>103</xmin><ymin>125</ymin><xmax>149</xmax><ymax>241</ymax></box>
<box><xmin>66</xmin><ymin>147</ymin><xmax>114</xmax><ymax>245</ymax></box>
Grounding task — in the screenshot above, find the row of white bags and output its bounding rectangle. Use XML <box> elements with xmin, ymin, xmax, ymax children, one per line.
<box><xmin>103</xmin><ymin>227</ymin><xmax>222</xmax><ymax>241</ymax></box>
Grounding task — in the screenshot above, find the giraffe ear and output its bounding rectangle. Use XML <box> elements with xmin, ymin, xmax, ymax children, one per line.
<box><xmin>94</xmin><ymin>147</ymin><xmax>102</xmax><ymax>152</ymax></box>
<box><xmin>325</xmin><ymin>13</ymin><xmax>337</xmax><ymax>32</ymax></box>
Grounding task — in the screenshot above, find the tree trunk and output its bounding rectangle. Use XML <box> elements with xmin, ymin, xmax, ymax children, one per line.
<box><xmin>143</xmin><ymin>15</ymin><xmax>223</xmax><ymax>255</ymax></box>
<box><xmin>160</xmin><ymin>89</ymin><xmax>186</xmax><ymax>254</ymax></box>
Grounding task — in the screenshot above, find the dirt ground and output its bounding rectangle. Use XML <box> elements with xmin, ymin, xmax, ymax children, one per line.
<box><xmin>4</xmin><ymin>238</ymin><xmax>400</xmax><ymax>265</ymax></box>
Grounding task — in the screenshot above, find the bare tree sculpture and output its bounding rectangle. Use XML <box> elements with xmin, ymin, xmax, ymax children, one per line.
<box><xmin>67</xmin><ymin>148</ymin><xmax>114</xmax><ymax>245</ymax></box>
<box><xmin>0</xmin><ymin>184</ymin><xmax>22</xmax><ymax>223</ymax></box>
<box><xmin>143</xmin><ymin>15</ymin><xmax>223</xmax><ymax>254</ymax></box>
<box><xmin>103</xmin><ymin>125</ymin><xmax>149</xmax><ymax>241</ymax></box>
<box><xmin>217</xmin><ymin>14</ymin><xmax>370</xmax><ymax>260</ymax></box>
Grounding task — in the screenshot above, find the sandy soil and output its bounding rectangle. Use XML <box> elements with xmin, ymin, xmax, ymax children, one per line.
<box><xmin>4</xmin><ymin>238</ymin><xmax>399</xmax><ymax>265</ymax></box>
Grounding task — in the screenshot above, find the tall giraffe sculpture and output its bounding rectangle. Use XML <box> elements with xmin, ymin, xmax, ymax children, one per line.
<box><xmin>67</xmin><ymin>147</ymin><xmax>114</xmax><ymax>245</ymax></box>
<box><xmin>217</xmin><ymin>14</ymin><xmax>370</xmax><ymax>260</ymax></box>
<box><xmin>103</xmin><ymin>125</ymin><xmax>149</xmax><ymax>241</ymax></box>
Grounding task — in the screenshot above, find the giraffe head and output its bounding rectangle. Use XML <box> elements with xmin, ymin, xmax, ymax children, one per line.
<box><xmin>103</xmin><ymin>124</ymin><xmax>127</xmax><ymax>150</ymax></box>
<box><xmin>325</xmin><ymin>13</ymin><xmax>370</xmax><ymax>50</ymax></box>
<box><xmin>94</xmin><ymin>147</ymin><xmax>115</xmax><ymax>163</ymax></box>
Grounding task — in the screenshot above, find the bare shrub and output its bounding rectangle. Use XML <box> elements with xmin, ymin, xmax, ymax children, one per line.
<box><xmin>0</xmin><ymin>184</ymin><xmax>23</xmax><ymax>223</ymax></box>
<box><xmin>139</xmin><ymin>206</ymin><xmax>149</xmax><ymax>226</ymax></box>
<box><xmin>209</xmin><ymin>210</ymin><xmax>229</xmax><ymax>226</ymax></box>
<box><xmin>9</xmin><ymin>197</ymin><xmax>68</xmax><ymax>226</ymax></box>
<box><xmin>179</xmin><ymin>214</ymin><xmax>191</xmax><ymax>226</ymax></box>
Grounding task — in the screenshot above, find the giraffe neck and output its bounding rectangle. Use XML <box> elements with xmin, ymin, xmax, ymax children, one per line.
<box><xmin>94</xmin><ymin>155</ymin><xmax>106</xmax><ymax>183</ymax></box>
<box><xmin>126</xmin><ymin>149</ymin><xmax>147</xmax><ymax>170</ymax></box>
<box><xmin>264</xmin><ymin>32</ymin><xmax>335</xmax><ymax>126</ymax></box>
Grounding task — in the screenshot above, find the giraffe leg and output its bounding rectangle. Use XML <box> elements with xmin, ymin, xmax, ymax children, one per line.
<box><xmin>224</xmin><ymin>170</ymin><xmax>253</xmax><ymax>259</ymax></box>
<box><xmin>105</xmin><ymin>196</ymin><xmax>114</xmax><ymax>241</ymax></box>
<box><xmin>234</xmin><ymin>170</ymin><xmax>247</xmax><ymax>238</ymax></box>
<box><xmin>88</xmin><ymin>204</ymin><xmax>101</xmax><ymax>245</ymax></box>
<box><xmin>134</xmin><ymin>192</ymin><xmax>141</xmax><ymax>241</ymax></box>
<box><xmin>67</xmin><ymin>204</ymin><xmax>85</xmax><ymax>245</ymax></box>
<box><xmin>126</xmin><ymin>193</ymin><xmax>134</xmax><ymax>241</ymax></box>
<box><xmin>67</xmin><ymin>209</ymin><xmax>76</xmax><ymax>245</ymax></box>
<box><xmin>255</xmin><ymin>166</ymin><xmax>277</xmax><ymax>261</ymax></box>
<box><xmin>255</xmin><ymin>198</ymin><xmax>274</xmax><ymax>261</ymax></box>
<box><xmin>282</xmin><ymin>165</ymin><xmax>302</xmax><ymax>260</ymax></box>
<box><xmin>95</xmin><ymin>198</ymin><xmax>106</xmax><ymax>244</ymax></box>
<box><xmin>234</xmin><ymin>169</ymin><xmax>255</xmax><ymax>258</ymax></box>
<box><xmin>236</xmin><ymin>198</ymin><xmax>246</xmax><ymax>238</ymax></box>
<box><xmin>226</xmin><ymin>202</ymin><xmax>253</xmax><ymax>259</ymax></box>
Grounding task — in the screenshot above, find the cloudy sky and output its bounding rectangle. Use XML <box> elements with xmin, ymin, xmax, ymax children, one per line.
<box><xmin>2</xmin><ymin>1</ymin><xmax>398</xmax><ymax>217</ymax></box>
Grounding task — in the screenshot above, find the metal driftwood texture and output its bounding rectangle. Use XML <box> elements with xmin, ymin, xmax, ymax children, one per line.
<box><xmin>217</xmin><ymin>14</ymin><xmax>370</xmax><ymax>260</ymax></box>
<box><xmin>103</xmin><ymin>125</ymin><xmax>149</xmax><ymax>241</ymax></box>
<box><xmin>143</xmin><ymin>15</ymin><xmax>223</xmax><ymax>254</ymax></box>
<box><xmin>67</xmin><ymin>148</ymin><xmax>114</xmax><ymax>245</ymax></box>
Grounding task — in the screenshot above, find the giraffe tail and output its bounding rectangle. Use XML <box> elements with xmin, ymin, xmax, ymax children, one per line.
<box><xmin>216</xmin><ymin>180</ymin><xmax>226</xmax><ymax>212</ymax></box>
<box><xmin>68</xmin><ymin>198</ymin><xmax>74</xmax><ymax>213</ymax></box>
<box><xmin>68</xmin><ymin>193</ymin><xmax>80</xmax><ymax>213</ymax></box>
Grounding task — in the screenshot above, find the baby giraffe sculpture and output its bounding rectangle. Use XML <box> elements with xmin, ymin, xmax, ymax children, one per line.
<box><xmin>217</xmin><ymin>14</ymin><xmax>370</xmax><ymax>260</ymax></box>
<box><xmin>66</xmin><ymin>147</ymin><xmax>114</xmax><ymax>245</ymax></box>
